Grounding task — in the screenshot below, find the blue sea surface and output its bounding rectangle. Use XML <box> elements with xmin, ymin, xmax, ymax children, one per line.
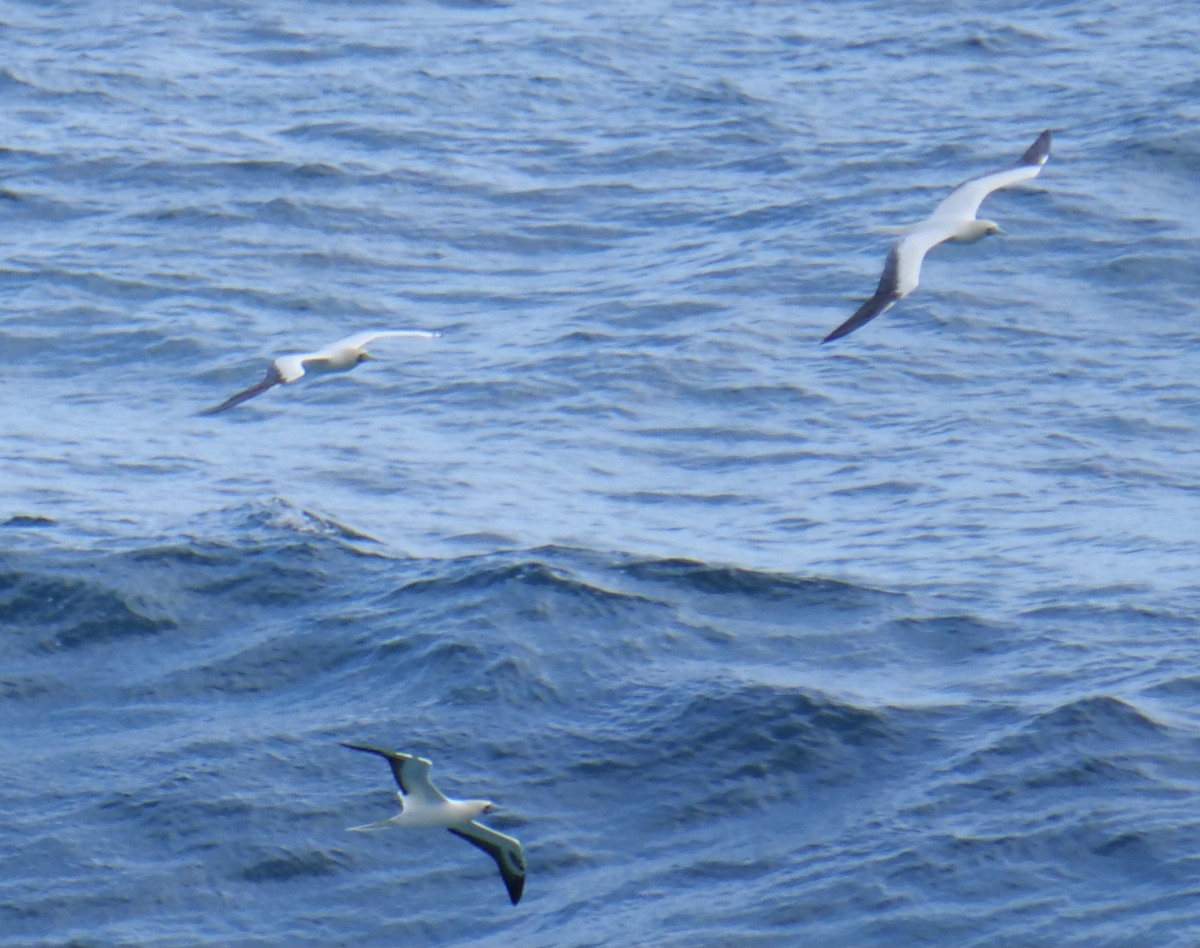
<box><xmin>3</xmin><ymin>1</ymin><xmax>1200</xmax><ymax>945</ymax></box>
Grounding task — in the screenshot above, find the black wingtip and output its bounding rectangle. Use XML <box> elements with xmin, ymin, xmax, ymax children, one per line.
<box><xmin>197</xmin><ymin>364</ymin><xmax>282</xmax><ymax>416</ymax></box>
<box><xmin>822</xmin><ymin>292</ymin><xmax>896</xmax><ymax>343</ymax></box>
<box><xmin>447</xmin><ymin>826</ymin><xmax>526</xmax><ymax>906</ymax></box>
<box><xmin>341</xmin><ymin>742</ymin><xmax>414</xmax><ymax>794</ymax></box>
<box><xmin>1019</xmin><ymin>129</ymin><xmax>1053</xmax><ymax>166</ymax></box>
<box><xmin>340</xmin><ymin>741</ymin><xmax>389</xmax><ymax>756</ymax></box>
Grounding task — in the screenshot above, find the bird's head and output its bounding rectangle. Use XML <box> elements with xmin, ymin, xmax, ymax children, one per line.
<box><xmin>979</xmin><ymin>219</ymin><xmax>1004</xmax><ymax>237</ymax></box>
<box><xmin>355</xmin><ymin>350</ymin><xmax>375</xmax><ymax>364</ymax></box>
<box><xmin>480</xmin><ymin>801</ymin><xmax>498</xmax><ymax>815</ymax></box>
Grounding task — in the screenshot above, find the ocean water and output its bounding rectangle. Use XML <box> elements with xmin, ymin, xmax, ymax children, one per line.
<box><xmin>3</xmin><ymin>1</ymin><xmax>1200</xmax><ymax>945</ymax></box>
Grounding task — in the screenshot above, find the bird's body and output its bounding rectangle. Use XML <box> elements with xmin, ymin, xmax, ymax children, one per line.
<box><xmin>823</xmin><ymin>129</ymin><xmax>1053</xmax><ymax>343</ymax></box>
<box><xmin>200</xmin><ymin>329</ymin><xmax>437</xmax><ymax>415</ymax></box>
<box><xmin>340</xmin><ymin>742</ymin><xmax>527</xmax><ymax>906</ymax></box>
<box><xmin>360</xmin><ymin>793</ymin><xmax>493</xmax><ymax>830</ymax></box>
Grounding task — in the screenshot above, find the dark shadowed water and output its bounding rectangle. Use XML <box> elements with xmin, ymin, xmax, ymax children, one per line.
<box><xmin>3</xmin><ymin>1</ymin><xmax>1200</xmax><ymax>945</ymax></box>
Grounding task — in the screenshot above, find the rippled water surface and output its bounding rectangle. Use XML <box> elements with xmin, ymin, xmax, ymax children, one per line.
<box><xmin>4</xmin><ymin>1</ymin><xmax>1200</xmax><ymax>945</ymax></box>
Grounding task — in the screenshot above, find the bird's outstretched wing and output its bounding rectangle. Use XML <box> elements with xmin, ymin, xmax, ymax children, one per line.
<box><xmin>326</xmin><ymin>330</ymin><xmax>440</xmax><ymax>355</ymax></box>
<box><xmin>823</xmin><ymin>224</ymin><xmax>947</xmax><ymax>343</ymax></box>
<box><xmin>448</xmin><ymin>821</ymin><xmax>527</xmax><ymax>906</ymax></box>
<box><xmin>198</xmin><ymin>363</ymin><xmax>283</xmax><ymax>416</ymax></box>
<box><xmin>930</xmin><ymin>129</ymin><xmax>1052</xmax><ymax>224</ymax></box>
<box><xmin>823</xmin><ymin>246</ymin><xmax>903</xmax><ymax>343</ymax></box>
<box><xmin>340</xmin><ymin>742</ymin><xmax>442</xmax><ymax>802</ymax></box>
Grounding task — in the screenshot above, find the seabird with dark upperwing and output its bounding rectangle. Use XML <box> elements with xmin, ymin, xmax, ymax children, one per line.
<box><xmin>823</xmin><ymin>129</ymin><xmax>1053</xmax><ymax>343</ymax></box>
<box><xmin>199</xmin><ymin>329</ymin><xmax>438</xmax><ymax>415</ymax></box>
<box><xmin>340</xmin><ymin>742</ymin><xmax>527</xmax><ymax>906</ymax></box>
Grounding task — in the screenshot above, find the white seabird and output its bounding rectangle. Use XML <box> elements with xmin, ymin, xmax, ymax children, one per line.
<box><xmin>823</xmin><ymin>129</ymin><xmax>1053</xmax><ymax>343</ymax></box>
<box><xmin>199</xmin><ymin>330</ymin><xmax>438</xmax><ymax>415</ymax></box>
<box><xmin>340</xmin><ymin>742</ymin><xmax>527</xmax><ymax>906</ymax></box>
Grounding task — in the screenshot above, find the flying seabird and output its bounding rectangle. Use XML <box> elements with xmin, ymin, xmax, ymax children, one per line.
<box><xmin>340</xmin><ymin>742</ymin><xmax>527</xmax><ymax>906</ymax></box>
<box><xmin>823</xmin><ymin>129</ymin><xmax>1053</xmax><ymax>343</ymax></box>
<box><xmin>199</xmin><ymin>329</ymin><xmax>438</xmax><ymax>415</ymax></box>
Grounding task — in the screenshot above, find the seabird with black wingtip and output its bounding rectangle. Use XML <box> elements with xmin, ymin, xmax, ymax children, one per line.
<box><xmin>340</xmin><ymin>742</ymin><xmax>526</xmax><ymax>906</ymax></box>
<box><xmin>823</xmin><ymin>129</ymin><xmax>1052</xmax><ymax>343</ymax></box>
<box><xmin>199</xmin><ymin>329</ymin><xmax>438</xmax><ymax>415</ymax></box>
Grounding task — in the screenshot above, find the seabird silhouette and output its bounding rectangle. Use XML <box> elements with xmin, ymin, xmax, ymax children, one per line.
<box><xmin>823</xmin><ymin>129</ymin><xmax>1053</xmax><ymax>343</ymax></box>
<box><xmin>200</xmin><ymin>330</ymin><xmax>437</xmax><ymax>415</ymax></box>
<box><xmin>340</xmin><ymin>742</ymin><xmax>526</xmax><ymax>907</ymax></box>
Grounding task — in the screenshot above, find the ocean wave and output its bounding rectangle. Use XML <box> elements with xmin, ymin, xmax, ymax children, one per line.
<box><xmin>239</xmin><ymin>847</ymin><xmax>348</xmax><ymax>883</ymax></box>
<box><xmin>2</xmin><ymin>562</ymin><xmax>177</xmax><ymax>652</ymax></box>
<box><xmin>564</xmin><ymin>678</ymin><xmax>898</xmax><ymax>820</ymax></box>
<box><xmin>617</xmin><ymin>556</ymin><xmax>897</xmax><ymax>606</ymax></box>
